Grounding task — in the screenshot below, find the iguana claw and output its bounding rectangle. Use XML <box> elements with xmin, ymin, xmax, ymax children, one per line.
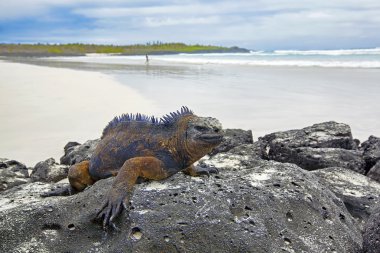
<box><xmin>96</xmin><ymin>190</ymin><xmax>128</xmax><ymax>230</ymax></box>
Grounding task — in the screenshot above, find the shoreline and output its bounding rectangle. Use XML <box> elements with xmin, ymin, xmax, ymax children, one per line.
<box><xmin>0</xmin><ymin>60</ymin><xmax>155</xmax><ymax>166</ymax></box>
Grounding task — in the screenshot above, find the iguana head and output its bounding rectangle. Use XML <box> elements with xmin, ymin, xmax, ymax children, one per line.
<box><xmin>183</xmin><ymin>115</ymin><xmax>223</xmax><ymax>162</ymax></box>
<box><xmin>160</xmin><ymin>106</ymin><xmax>223</xmax><ymax>165</ymax></box>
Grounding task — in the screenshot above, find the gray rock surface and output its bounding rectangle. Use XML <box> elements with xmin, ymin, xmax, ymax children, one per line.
<box><xmin>0</xmin><ymin>158</ymin><xmax>30</xmax><ymax>192</ymax></box>
<box><xmin>361</xmin><ymin>135</ymin><xmax>380</xmax><ymax>171</ymax></box>
<box><xmin>260</xmin><ymin>121</ymin><xmax>357</xmax><ymax>150</ymax></box>
<box><xmin>210</xmin><ymin>129</ymin><xmax>253</xmax><ymax>156</ymax></box>
<box><xmin>63</xmin><ymin>141</ymin><xmax>81</xmax><ymax>151</ymax></box>
<box><xmin>31</xmin><ymin>158</ymin><xmax>69</xmax><ymax>183</ymax></box>
<box><xmin>367</xmin><ymin>161</ymin><xmax>380</xmax><ymax>183</ymax></box>
<box><xmin>60</xmin><ymin>139</ymin><xmax>100</xmax><ymax>165</ymax></box>
<box><xmin>0</xmin><ymin>180</ymin><xmax>65</xmax><ymax>212</ymax></box>
<box><xmin>363</xmin><ymin>204</ymin><xmax>380</xmax><ymax>253</ymax></box>
<box><xmin>226</xmin><ymin>142</ymin><xmax>267</xmax><ymax>158</ymax></box>
<box><xmin>312</xmin><ymin>167</ymin><xmax>380</xmax><ymax>229</ymax></box>
<box><xmin>260</xmin><ymin>122</ymin><xmax>367</xmax><ymax>173</ymax></box>
<box><xmin>271</xmin><ymin>147</ymin><xmax>365</xmax><ymax>173</ymax></box>
<box><xmin>0</xmin><ymin>148</ymin><xmax>362</xmax><ymax>253</ymax></box>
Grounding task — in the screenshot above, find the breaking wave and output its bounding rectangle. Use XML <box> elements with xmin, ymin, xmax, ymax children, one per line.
<box><xmin>155</xmin><ymin>57</ymin><xmax>380</xmax><ymax>68</ymax></box>
<box><xmin>54</xmin><ymin>48</ymin><xmax>380</xmax><ymax>68</ymax></box>
<box><xmin>156</xmin><ymin>48</ymin><xmax>380</xmax><ymax>68</ymax></box>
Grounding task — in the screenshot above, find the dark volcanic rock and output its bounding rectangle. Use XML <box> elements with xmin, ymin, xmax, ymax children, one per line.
<box><xmin>361</xmin><ymin>135</ymin><xmax>380</xmax><ymax>171</ymax></box>
<box><xmin>363</xmin><ymin>204</ymin><xmax>380</xmax><ymax>253</ymax></box>
<box><xmin>0</xmin><ymin>148</ymin><xmax>362</xmax><ymax>253</ymax></box>
<box><xmin>312</xmin><ymin>167</ymin><xmax>380</xmax><ymax>229</ymax></box>
<box><xmin>60</xmin><ymin>139</ymin><xmax>99</xmax><ymax>165</ymax></box>
<box><xmin>260</xmin><ymin>121</ymin><xmax>357</xmax><ymax>150</ymax></box>
<box><xmin>271</xmin><ymin>147</ymin><xmax>366</xmax><ymax>173</ymax></box>
<box><xmin>0</xmin><ymin>158</ymin><xmax>30</xmax><ymax>192</ymax></box>
<box><xmin>31</xmin><ymin>158</ymin><xmax>69</xmax><ymax>183</ymax></box>
<box><xmin>260</xmin><ymin>122</ymin><xmax>366</xmax><ymax>173</ymax></box>
<box><xmin>210</xmin><ymin>129</ymin><xmax>253</xmax><ymax>156</ymax></box>
<box><xmin>63</xmin><ymin>141</ymin><xmax>81</xmax><ymax>151</ymax></box>
<box><xmin>226</xmin><ymin>142</ymin><xmax>267</xmax><ymax>159</ymax></box>
<box><xmin>367</xmin><ymin>161</ymin><xmax>380</xmax><ymax>183</ymax></box>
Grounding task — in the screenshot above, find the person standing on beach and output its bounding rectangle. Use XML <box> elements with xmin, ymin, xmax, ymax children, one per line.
<box><xmin>145</xmin><ymin>54</ymin><xmax>149</xmax><ymax>64</ymax></box>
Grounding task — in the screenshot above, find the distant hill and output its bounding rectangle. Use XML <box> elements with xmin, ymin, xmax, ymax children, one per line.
<box><xmin>0</xmin><ymin>43</ymin><xmax>249</xmax><ymax>56</ymax></box>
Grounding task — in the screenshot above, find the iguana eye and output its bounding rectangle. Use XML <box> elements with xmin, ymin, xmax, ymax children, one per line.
<box><xmin>195</xmin><ymin>126</ymin><xmax>208</xmax><ymax>132</ymax></box>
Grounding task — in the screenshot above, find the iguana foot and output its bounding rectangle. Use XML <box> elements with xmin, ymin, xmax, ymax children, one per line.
<box><xmin>96</xmin><ymin>189</ymin><xmax>129</xmax><ymax>230</ymax></box>
<box><xmin>95</xmin><ymin>157</ymin><xmax>169</xmax><ymax>230</ymax></box>
<box><xmin>40</xmin><ymin>185</ymin><xmax>78</xmax><ymax>197</ymax></box>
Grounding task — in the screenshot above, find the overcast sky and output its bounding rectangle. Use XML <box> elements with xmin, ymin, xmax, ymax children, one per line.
<box><xmin>1</xmin><ymin>0</ymin><xmax>380</xmax><ymax>50</ymax></box>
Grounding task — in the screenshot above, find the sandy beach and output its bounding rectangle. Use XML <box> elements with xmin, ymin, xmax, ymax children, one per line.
<box><xmin>0</xmin><ymin>60</ymin><xmax>155</xmax><ymax>166</ymax></box>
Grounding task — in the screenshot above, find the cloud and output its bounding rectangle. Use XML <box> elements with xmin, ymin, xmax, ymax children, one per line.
<box><xmin>0</xmin><ymin>0</ymin><xmax>140</xmax><ymax>20</ymax></box>
<box><xmin>1</xmin><ymin>0</ymin><xmax>380</xmax><ymax>49</ymax></box>
<box><xmin>144</xmin><ymin>16</ymin><xmax>221</xmax><ymax>27</ymax></box>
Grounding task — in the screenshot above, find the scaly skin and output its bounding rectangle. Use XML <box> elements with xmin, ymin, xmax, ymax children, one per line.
<box><xmin>42</xmin><ymin>107</ymin><xmax>223</xmax><ymax>229</ymax></box>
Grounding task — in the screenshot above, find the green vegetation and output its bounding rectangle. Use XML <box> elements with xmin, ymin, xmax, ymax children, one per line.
<box><xmin>0</xmin><ymin>42</ymin><xmax>248</xmax><ymax>56</ymax></box>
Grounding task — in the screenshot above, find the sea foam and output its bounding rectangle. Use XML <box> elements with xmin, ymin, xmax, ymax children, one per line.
<box><xmin>155</xmin><ymin>57</ymin><xmax>380</xmax><ymax>68</ymax></box>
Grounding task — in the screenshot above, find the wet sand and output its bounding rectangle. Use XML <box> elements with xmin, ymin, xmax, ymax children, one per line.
<box><xmin>0</xmin><ymin>60</ymin><xmax>155</xmax><ymax>166</ymax></box>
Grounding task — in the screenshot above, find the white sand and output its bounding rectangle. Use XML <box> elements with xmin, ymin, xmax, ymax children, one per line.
<box><xmin>0</xmin><ymin>60</ymin><xmax>156</xmax><ymax>166</ymax></box>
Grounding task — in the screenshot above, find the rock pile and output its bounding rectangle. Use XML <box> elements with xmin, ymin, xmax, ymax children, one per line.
<box><xmin>1</xmin><ymin>123</ymin><xmax>379</xmax><ymax>253</ymax></box>
<box><xmin>0</xmin><ymin>158</ymin><xmax>29</xmax><ymax>192</ymax></box>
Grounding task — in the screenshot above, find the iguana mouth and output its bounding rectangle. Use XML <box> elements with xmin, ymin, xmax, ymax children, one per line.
<box><xmin>199</xmin><ymin>133</ymin><xmax>223</xmax><ymax>144</ymax></box>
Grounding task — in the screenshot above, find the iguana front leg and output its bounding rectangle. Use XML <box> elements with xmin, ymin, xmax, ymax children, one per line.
<box><xmin>183</xmin><ymin>164</ymin><xmax>219</xmax><ymax>177</ymax></box>
<box><xmin>96</xmin><ymin>156</ymin><xmax>169</xmax><ymax>229</ymax></box>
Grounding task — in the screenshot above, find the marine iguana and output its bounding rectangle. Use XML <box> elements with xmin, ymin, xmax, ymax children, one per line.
<box><xmin>42</xmin><ymin>106</ymin><xmax>223</xmax><ymax>229</ymax></box>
